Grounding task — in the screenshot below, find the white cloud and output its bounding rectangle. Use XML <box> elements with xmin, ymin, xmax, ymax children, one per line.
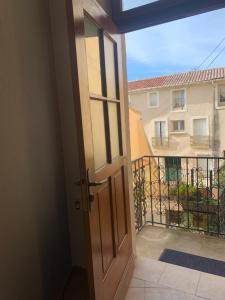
<box><xmin>125</xmin><ymin>9</ymin><xmax>225</xmax><ymax>71</ymax></box>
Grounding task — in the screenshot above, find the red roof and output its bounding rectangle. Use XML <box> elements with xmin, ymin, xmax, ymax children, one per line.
<box><xmin>128</xmin><ymin>68</ymin><xmax>225</xmax><ymax>91</ymax></box>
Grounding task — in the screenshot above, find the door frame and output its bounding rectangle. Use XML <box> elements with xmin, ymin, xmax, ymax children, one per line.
<box><xmin>112</xmin><ymin>0</ymin><xmax>225</xmax><ymax>33</ymax></box>
<box><xmin>49</xmin><ymin>0</ymin><xmax>225</xmax><ymax>298</ymax></box>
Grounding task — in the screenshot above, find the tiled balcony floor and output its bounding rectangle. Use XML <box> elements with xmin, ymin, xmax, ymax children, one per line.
<box><xmin>125</xmin><ymin>226</ymin><xmax>225</xmax><ymax>300</ymax></box>
<box><xmin>126</xmin><ymin>256</ymin><xmax>225</xmax><ymax>300</ymax></box>
<box><xmin>136</xmin><ymin>225</ymin><xmax>225</xmax><ymax>262</ymax></box>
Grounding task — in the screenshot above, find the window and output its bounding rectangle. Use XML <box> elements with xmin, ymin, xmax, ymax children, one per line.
<box><xmin>193</xmin><ymin>118</ymin><xmax>208</xmax><ymax>136</ymax></box>
<box><xmin>147</xmin><ymin>92</ymin><xmax>159</xmax><ymax>108</ymax></box>
<box><xmin>153</xmin><ymin>121</ymin><xmax>168</xmax><ymax>146</ymax></box>
<box><xmin>191</xmin><ymin>117</ymin><xmax>209</xmax><ymax>147</ymax></box>
<box><xmin>155</xmin><ymin>121</ymin><xmax>167</xmax><ymax>138</ymax></box>
<box><xmin>172</xmin><ymin>120</ymin><xmax>185</xmax><ymax>132</ymax></box>
<box><xmin>217</xmin><ymin>85</ymin><xmax>225</xmax><ymax>108</ymax></box>
<box><xmin>172</xmin><ymin>89</ymin><xmax>186</xmax><ymax>111</ymax></box>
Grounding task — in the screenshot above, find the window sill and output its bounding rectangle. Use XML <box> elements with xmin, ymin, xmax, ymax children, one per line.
<box><xmin>171</xmin><ymin>109</ymin><xmax>187</xmax><ymax>113</ymax></box>
<box><xmin>147</xmin><ymin>106</ymin><xmax>159</xmax><ymax>109</ymax></box>
<box><xmin>170</xmin><ymin>131</ymin><xmax>187</xmax><ymax>135</ymax></box>
<box><xmin>216</xmin><ymin>106</ymin><xmax>225</xmax><ymax>110</ymax></box>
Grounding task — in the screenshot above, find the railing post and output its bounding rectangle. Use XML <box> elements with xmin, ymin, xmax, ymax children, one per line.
<box><xmin>210</xmin><ymin>170</ymin><xmax>213</xmax><ymax>195</ymax></box>
<box><xmin>191</xmin><ymin>168</ymin><xmax>194</xmax><ymax>186</ymax></box>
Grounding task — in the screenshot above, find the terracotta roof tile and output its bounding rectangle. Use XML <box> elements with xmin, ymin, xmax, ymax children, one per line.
<box><xmin>128</xmin><ymin>67</ymin><xmax>225</xmax><ymax>91</ymax></box>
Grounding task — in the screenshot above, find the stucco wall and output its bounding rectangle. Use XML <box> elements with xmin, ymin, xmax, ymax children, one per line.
<box><xmin>129</xmin><ymin>108</ymin><xmax>152</xmax><ymax>160</ymax></box>
<box><xmin>129</xmin><ymin>81</ymin><xmax>225</xmax><ymax>158</ymax></box>
<box><xmin>0</xmin><ymin>0</ymin><xmax>71</xmax><ymax>299</ymax></box>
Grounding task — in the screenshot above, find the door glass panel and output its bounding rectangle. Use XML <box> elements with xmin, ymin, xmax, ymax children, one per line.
<box><xmin>84</xmin><ymin>17</ymin><xmax>102</xmax><ymax>95</ymax></box>
<box><xmin>108</xmin><ymin>103</ymin><xmax>120</xmax><ymax>159</ymax></box>
<box><xmin>104</xmin><ymin>35</ymin><xmax>117</xmax><ymax>99</ymax></box>
<box><xmin>90</xmin><ymin>100</ymin><xmax>107</xmax><ymax>169</ymax></box>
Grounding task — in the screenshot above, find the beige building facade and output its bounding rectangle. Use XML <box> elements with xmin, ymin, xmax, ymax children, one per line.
<box><xmin>129</xmin><ymin>69</ymin><xmax>225</xmax><ymax>161</ymax></box>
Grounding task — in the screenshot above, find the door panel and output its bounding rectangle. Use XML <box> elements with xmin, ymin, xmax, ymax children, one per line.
<box><xmin>70</xmin><ymin>0</ymin><xmax>132</xmax><ymax>299</ymax></box>
<box><xmin>97</xmin><ymin>183</ymin><xmax>114</xmax><ymax>273</ymax></box>
<box><xmin>113</xmin><ymin>169</ymin><xmax>127</xmax><ymax>247</ymax></box>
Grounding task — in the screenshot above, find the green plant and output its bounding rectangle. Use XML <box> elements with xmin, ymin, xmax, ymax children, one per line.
<box><xmin>169</xmin><ymin>183</ymin><xmax>198</xmax><ymax>198</ymax></box>
<box><xmin>202</xmin><ymin>198</ymin><xmax>219</xmax><ymax>205</ymax></box>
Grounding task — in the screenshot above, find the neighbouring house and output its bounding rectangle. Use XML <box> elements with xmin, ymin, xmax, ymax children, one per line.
<box><xmin>129</xmin><ymin>68</ymin><xmax>225</xmax><ymax>232</ymax></box>
<box><xmin>129</xmin><ymin>68</ymin><xmax>225</xmax><ymax>169</ymax></box>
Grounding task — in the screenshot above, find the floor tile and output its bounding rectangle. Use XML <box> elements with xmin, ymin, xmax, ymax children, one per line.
<box><xmin>145</xmin><ymin>280</ymin><xmax>163</xmax><ymax>288</ymax></box>
<box><xmin>159</xmin><ymin>263</ymin><xmax>200</xmax><ymax>294</ymax></box>
<box><xmin>136</xmin><ymin>226</ymin><xmax>225</xmax><ymax>262</ymax></box>
<box><xmin>133</xmin><ymin>256</ymin><xmax>166</xmax><ymax>283</ymax></box>
<box><xmin>129</xmin><ymin>277</ymin><xmax>145</xmax><ymax>288</ymax></box>
<box><xmin>145</xmin><ymin>287</ymin><xmax>204</xmax><ymax>300</ymax></box>
<box><xmin>196</xmin><ymin>272</ymin><xmax>225</xmax><ymax>300</ymax></box>
<box><xmin>125</xmin><ymin>287</ymin><xmax>145</xmax><ymax>300</ymax></box>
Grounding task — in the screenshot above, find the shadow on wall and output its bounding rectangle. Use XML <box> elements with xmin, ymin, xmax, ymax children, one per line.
<box><xmin>0</xmin><ymin>0</ymin><xmax>71</xmax><ymax>299</ymax></box>
<box><xmin>129</xmin><ymin>107</ymin><xmax>153</xmax><ymax>160</ymax></box>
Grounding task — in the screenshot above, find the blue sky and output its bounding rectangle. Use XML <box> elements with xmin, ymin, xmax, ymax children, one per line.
<box><xmin>123</xmin><ymin>0</ymin><xmax>158</xmax><ymax>11</ymax></box>
<box><xmin>125</xmin><ymin>8</ymin><xmax>225</xmax><ymax>81</ymax></box>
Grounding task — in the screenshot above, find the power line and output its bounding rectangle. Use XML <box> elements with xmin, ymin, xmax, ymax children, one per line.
<box><xmin>196</xmin><ymin>37</ymin><xmax>225</xmax><ymax>70</ymax></box>
<box><xmin>206</xmin><ymin>44</ymin><xmax>225</xmax><ymax>68</ymax></box>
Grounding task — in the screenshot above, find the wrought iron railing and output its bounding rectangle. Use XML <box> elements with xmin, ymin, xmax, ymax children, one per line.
<box><xmin>132</xmin><ymin>155</ymin><xmax>225</xmax><ymax>236</ymax></box>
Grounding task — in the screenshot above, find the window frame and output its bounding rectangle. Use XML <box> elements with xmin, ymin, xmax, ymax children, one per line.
<box><xmin>191</xmin><ymin>116</ymin><xmax>209</xmax><ymax>137</ymax></box>
<box><xmin>154</xmin><ymin>119</ymin><xmax>168</xmax><ymax>138</ymax></box>
<box><xmin>147</xmin><ymin>91</ymin><xmax>159</xmax><ymax>108</ymax></box>
<box><xmin>171</xmin><ymin>88</ymin><xmax>187</xmax><ymax>112</ymax></box>
<box><xmin>171</xmin><ymin>120</ymin><xmax>185</xmax><ymax>133</ymax></box>
<box><xmin>112</xmin><ymin>0</ymin><xmax>225</xmax><ymax>33</ymax></box>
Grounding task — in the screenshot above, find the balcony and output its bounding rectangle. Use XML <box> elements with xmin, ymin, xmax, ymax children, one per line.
<box><xmin>129</xmin><ymin>155</ymin><xmax>225</xmax><ymax>300</ymax></box>
<box><xmin>132</xmin><ymin>155</ymin><xmax>225</xmax><ymax>234</ymax></box>
<box><xmin>152</xmin><ymin>137</ymin><xmax>169</xmax><ymax>148</ymax></box>
<box><xmin>190</xmin><ymin>135</ymin><xmax>210</xmax><ymax>148</ymax></box>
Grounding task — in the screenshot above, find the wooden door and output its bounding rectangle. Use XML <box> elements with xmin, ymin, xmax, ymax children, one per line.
<box><xmin>68</xmin><ymin>0</ymin><xmax>133</xmax><ymax>299</ymax></box>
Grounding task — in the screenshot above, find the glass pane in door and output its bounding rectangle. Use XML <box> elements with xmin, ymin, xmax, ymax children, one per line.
<box><xmin>90</xmin><ymin>100</ymin><xmax>107</xmax><ymax>169</ymax></box>
<box><xmin>104</xmin><ymin>35</ymin><xmax>117</xmax><ymax>99</ymax></box>
<box><xmin>84</xmin><ymin>17</ymin><xmax>102</xmax><ymax>95</ymax></box>
<box><xmin>108</xmin><ymin>103</ymin><xmax>120</xmax><ymax>159</ymax></box>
